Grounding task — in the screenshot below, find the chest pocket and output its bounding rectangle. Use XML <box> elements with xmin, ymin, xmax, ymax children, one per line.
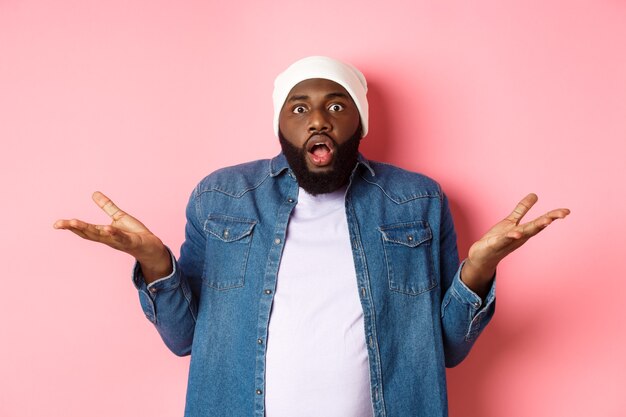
<box><xmin>202</xmin><ymin>215</ymin><xmax>257</xmax><ymax>290</ymax></box>
<box><xmin>379</xmin><ymin>221</ymin><xmax>436</xmax><ymax>295</ymax></box>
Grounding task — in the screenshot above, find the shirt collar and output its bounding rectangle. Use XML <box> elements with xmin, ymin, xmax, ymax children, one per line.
<box><xmin>356</xmin><ymin>153</ymin><xmax>376</xmax><ymax>177</ymax></box>
<box><xmin>269</xmin><ymin>153</ymin><xmax>290</xmax><ymax>177</ymax></box>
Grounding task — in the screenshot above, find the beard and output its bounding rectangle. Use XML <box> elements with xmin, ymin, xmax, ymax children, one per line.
<box><xmin>278</xmin><ymin>127</ymin><xmax>362</xmax><ymax>196</ymax></box>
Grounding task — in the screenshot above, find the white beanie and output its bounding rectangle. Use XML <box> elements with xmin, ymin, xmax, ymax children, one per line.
<box><xmin>273</xmin><ymin>56</ymin><xmax>369</xmax><ymax>138</ymax></box>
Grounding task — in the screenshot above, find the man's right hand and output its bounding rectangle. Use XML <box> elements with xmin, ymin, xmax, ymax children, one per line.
<box><xmin>53</xmin><ymin>191</ymin><xmax>172</xmax><ymax>283</ymax></box>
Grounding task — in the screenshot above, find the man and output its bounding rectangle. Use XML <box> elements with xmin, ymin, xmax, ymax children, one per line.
<box><xmin>54</xmin><ymin>56</ymin><xmax>569</xmax><ymax>416</ymax></box>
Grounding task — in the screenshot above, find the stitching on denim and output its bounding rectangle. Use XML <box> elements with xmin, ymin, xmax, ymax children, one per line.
<box><xmin>441</xmin><ymin>293</ymin><xmax>451</xmax><ymax>319</ymax></box>
<box><xmin>180</xmin><ymin>279</ymin><xmax>197</xmax><ymax>323</ymax></box>
<box><xmin>140</xmin><ymin>291</ymin><xmax>156</xmax><ymax>323</ymax></box>
<box><xmin>197</xmin><ymin>171</ymin><xmax>271</xmax><ymax>199</ymax></box>
<box><xmin>204</xmin><ymin>215</ymin><xmax>257</xmax><ymax>242</ymax></box>
<box><xmin>356</xmin><ymin>157</ymin><xmax>376</xmax><ymax>176</ymax></box>
<box><xmin>345</xmin><ymin>199</ymin><xmax>387</xmax><ymax>416</ymax></box>
<box><xmin>465</xmin><ymin>313</ymin><xmax>482</xmax><ymax>341</ymax></box>
<box><xmin>196</xmin><ymin>214</ymin><xmax>257</xmax><ymax>290</ymax></box>
<box><xmin>359</xmin><ymin>174</ymin><xmax>440</xmax><ymax>204</ymax></box>
<box><xmin>379</xmin><ymin>222</ymin><xmax>437</xmax><ymax>296</ymax></box>
<box><xmin>202</xmin><ymin>232</ymin><xmax>253</xmax><ymax>291</ymax></box>
<box><xmin>451</xmin><ymin>283</ymin><xmax>487</xmax><ymax>340</ymax></box>
<box><xmin>450</xmin><ymin>286</ymin><xmax>465</xmax><ymax>304</ymax></box>
<box><xmin>378</xmin><ymin>221</ymin><xmax>433</xmax><ymax>247</ymax></box>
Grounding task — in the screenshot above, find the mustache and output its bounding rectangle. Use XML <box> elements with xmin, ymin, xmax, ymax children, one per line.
<box><xmin>308</xmin><ymin>131</ymin><xmax>331</xmax><ymax>140</ymax></box>
<box><xmin>305</xmin><ymin>132</ymin><xmax>334</xmax><ymax>145</ymax></box>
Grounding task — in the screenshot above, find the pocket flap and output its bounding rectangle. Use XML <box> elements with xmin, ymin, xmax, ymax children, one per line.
<box><xmin>204</xmin><ymin>215</ymin><xmax>256</xmax><ymax>242</ymax></box>
<box><xmin>379</xmin><ymin>221</ymin><xmax>432</xmax><ymax>247</ymax></box>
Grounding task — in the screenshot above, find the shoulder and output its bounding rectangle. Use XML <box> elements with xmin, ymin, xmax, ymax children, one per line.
<box><xmin>357</xmin><ymin>159</ymin><xmax>443</xmax><ymax>204</ymax></box>
<box><xmin>193</xmin><ymin>159</ymin><xmax>272</xmax><ymax>198</ymax></box>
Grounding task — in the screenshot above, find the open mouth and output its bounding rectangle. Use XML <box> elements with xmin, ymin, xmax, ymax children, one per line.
<box><xmin>306</xmin><ymin>135</ymin><xmax>335</xmax><ymax>167</ymax></box>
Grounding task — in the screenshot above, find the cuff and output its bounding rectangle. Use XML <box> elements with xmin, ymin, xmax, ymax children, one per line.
<box><xmin>132</xmin><ymin>249</ymin><xmax>179</xmax><ymax>323</ymax></box>
<box><xmin>450</xmin><ymin>261</ymin><xmax>496</xmax><ymax>311</ymax></box>
<box><xmin>132</xmin><ymin>249</ymin><xmax>179</xmax><ymax>293</ymax></box>
<box><xmin>449</xmin><ymin>260</ymin><xmax>497</xmax><ymax>340</ymax></box>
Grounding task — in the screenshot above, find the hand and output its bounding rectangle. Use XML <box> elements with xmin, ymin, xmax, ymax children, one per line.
<box><xmin>53</xmin><ymin>191</ymin><xmax>172</xmax><ymax>282</ymax></box>
<box><xmin>461</xmin><ymin>193</ymin><xmax>570</xmax><ymax>297</ymax></box>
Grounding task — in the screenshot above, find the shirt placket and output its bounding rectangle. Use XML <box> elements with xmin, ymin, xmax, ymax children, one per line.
<box><xmin>253</xmin><ymin>180</ymin><xmax>298</xmax><ymax>416</ymax></box>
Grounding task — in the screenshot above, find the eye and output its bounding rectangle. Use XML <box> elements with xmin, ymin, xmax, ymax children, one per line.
<box><xmin>328</xmin><ymin>103</ymin><xmax>344</xmax><ymax>112</ymax></box>
<box><xmin>292</xmin><ymin>105</ymin><xmax>307</xmax><ymax>114</ymax></box>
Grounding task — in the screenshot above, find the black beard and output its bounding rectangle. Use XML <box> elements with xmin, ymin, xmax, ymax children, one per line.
<box><xmin>279</xmin><ymin>128</ymin><xmax>362</xmax><ymax>196</ymax></box>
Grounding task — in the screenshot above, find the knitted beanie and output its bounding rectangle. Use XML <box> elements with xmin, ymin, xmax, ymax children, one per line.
<box><xmin>273</xmin><ymin>56</ymin><xmax>369</xmax><ymax>138</ymax></box>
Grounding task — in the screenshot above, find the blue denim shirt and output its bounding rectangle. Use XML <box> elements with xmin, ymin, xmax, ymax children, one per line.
<box><xmin>133</xmin><ymin>153</ymin><xmax>495</xmax><ymax>417</ymax></box>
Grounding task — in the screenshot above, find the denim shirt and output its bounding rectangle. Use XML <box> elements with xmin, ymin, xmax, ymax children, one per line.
<box><xmin>133</xmin><ymin>153</ymin><xmax>496</xmax><ymax>417</ymax></box>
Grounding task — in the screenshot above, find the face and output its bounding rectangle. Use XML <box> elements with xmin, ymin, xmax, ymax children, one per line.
<box><xmin>278</xmin><ymin>78</ymin><xmax>362</xmax><ymax>195</ymax></box>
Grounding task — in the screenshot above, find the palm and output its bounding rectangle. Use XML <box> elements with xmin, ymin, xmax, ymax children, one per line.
<box><xmin>54</xmin><ymin>191</ymin><xmax>161</xmax><ymax>259</ymax></box>
<box><xmin>54</xmin><ymin>191</ymin><xmax>173</xmax><ymax>282</ymax></box>
<box><xmin>468</xmin><ymin>193</ymin><xmax>570</xmax><ymax>271</ymax></box>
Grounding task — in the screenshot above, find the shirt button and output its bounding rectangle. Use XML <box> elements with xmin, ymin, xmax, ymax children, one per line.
<box><xmin>223</xmin><ymin>230</ymin><xmax>229</xmax><ymax>238</ymax></box>
<box><xmin>274</xmin><ymin>238</ymin><xmax>281</xmax><ymax>245</ymax></box>
<box><xmin>473</xmin><ymin>301</ymin><xmax>481</xmax><ymax>308</ymax></box>
<box><xmin>407</xmin><ymin>235</ymin><xmax>414</xmax><ymax>242</ymax></box>
<box><xmin>257</xmin><ymin>338</ymin><xmax>263</xmax><ymax>344</ymax></box>
<box><xmin>256</xmin><ymin>389</ymin><xmax>263</xmax><ymax>395</ymax></box>
<box><xmin>287</xmin><ymin>198</ymin><xmax>294</xmax><ymax>203</ymax></box>
<box><xmin>149</xmin><ymin>287</ymin><xmax>157</xmax><ymax>294</ymax></box>
<box><xmin>264</xmin><ymin>289</ymin><xmax>272</xmax><ymax>295</ymax></box>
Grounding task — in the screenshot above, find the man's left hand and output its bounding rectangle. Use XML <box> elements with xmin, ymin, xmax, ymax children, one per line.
<box><xmin>461</xmin><ymin>193</ymin><xmax>570</xmax><ymax>298</ymax></box>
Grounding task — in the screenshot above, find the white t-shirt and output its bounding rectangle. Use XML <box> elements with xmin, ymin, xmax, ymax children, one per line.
<box><xmin>264</xmin><ymin>187</ymin><xmax>373</xmax><ymax>417</ymax></box>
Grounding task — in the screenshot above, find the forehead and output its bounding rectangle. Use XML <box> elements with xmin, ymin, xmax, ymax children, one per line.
<box><xmin>286</xmin><ymin>78</ymin><xmax>352</xmax><ymax>100</ymax></box>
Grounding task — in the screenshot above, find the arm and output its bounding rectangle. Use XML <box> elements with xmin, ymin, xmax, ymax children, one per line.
<box><xmin>438</xmin><ymin>194</ymin><xmax>492</xmax><ymax>367</ymax></box>
<box><xmin>461</xmin><ymin>193</ymin><xmax>570</xmax><ymax>299</ymax></box>
<box><xmin>53</xmin><ymin>191</ymin><xmax>172</xmax><ymax>281</ymax></box>
<box><xmin>439</xmin><ymin>193</ymin><xmax>569</xmax><ymax>367</ymax></box>
<box><xmin>54</xmin><ymin>191</ymin><xmax>200</xmax><ymax>355</ymax></box>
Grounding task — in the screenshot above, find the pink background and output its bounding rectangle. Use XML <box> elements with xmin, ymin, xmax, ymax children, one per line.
<box><xmin>1</xmin><ymin>1</ymin><xmax>625</xmax><ymax>416</ymax></box>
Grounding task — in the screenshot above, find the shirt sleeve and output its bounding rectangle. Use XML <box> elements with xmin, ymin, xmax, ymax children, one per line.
<box><xmin>132</xmin><ymin>248</ymin><xmax>179</xmax><ymax>323</ymax></box>
<box><xmin>131</xmin><ymin>190</ymin><xmax>204</xmax><ymax>357</ymax></box>
<box><xmin>438</xmin><ymin>194</ymin><xmax>496</xmax><ymax>367</ymax></box>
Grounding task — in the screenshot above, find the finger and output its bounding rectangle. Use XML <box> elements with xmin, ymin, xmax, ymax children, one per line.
<box><xmin>506</xmin><ymin>193</ymin><xmax>538</xmax><ymax>225</ymax></box>
<box><xmin>545</xmin><ymin>208</ymin><xmax>571</xmax><ymax>219</ymax></box>
<box><xmin>57</xmin><ymin>219</ymin><xmax>133</xmax><ymax>249</ymax></box>
<box><xmin>55</xmin><ymin>219</ymin><xmax>110</xmax><ymax>238</ymax></box>
<box><xmin>514</xmin><ymin>209</ymin><xmax>569</xmax><ymax>239</ymax></box>
<box><xmin>92</xmin><ymin>191</ymin><xmax>125</xmax><ymax>221</ymax></box>
<box><xmin>53</xmin><ymin>219</ymin><xmax>69</xmax><ymax>229</ymax></box>
<box><xmin>506</xmin><ymin>208</ymin><xmax>570</xmax><ymax>239</ymax></box>
<box><xmin>54</xmin><ymin>219</ymin><xmax>92</xmax><ymax>240</ymax></box>
<box><xmin>53</xmin><ymin>218</ymin><xmax>91</xmax><ymax>230</ymax></box>
<box><xmin>56</xmin><ymin>218</ymin><xmax>109</xmax><ymax>238</ymax></box>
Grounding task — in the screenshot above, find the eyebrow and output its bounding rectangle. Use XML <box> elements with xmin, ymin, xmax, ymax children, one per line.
<box><xmin>287</xmin><ymin>92</ymin><xmax>351</xmax><ymax>102</ymax></box>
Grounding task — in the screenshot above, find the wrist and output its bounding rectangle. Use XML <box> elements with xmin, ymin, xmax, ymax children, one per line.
<box><xmin>137</xmin><ymin>245</ymin><xmax>173</xmax><ymax>283</ymax></box>
<box><xmin>461</xmin><ymin>259</ymin><xmax>496</xmax><ymax>300</ymax></box>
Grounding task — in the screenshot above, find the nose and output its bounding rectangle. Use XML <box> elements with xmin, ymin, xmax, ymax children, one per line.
<box><xmin>307</xmin><ymin>108</ymin><xmax>331</xmax><ymax>133</ymax></box>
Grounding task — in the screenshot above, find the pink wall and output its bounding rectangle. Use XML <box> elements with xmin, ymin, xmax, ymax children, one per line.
<box><xmin>1</xmin><ymin>1</ymin><xmax>625</xmax><ymax>416</ymax></box>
